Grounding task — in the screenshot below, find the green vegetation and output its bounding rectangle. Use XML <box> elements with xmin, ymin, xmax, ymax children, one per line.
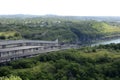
<box><xmin>0</xmin><ymin>17</ymin><xmax>120</xmax><ymax>43</ymax></box>
<box><xmin>0</xmin><ymin>43</ymin><xmax>120</xmax><ymax>80</ymax></box>
<box><xmin>0</xmin><ymin>75</ymin><xmax>22</xmax><ymax>80</ymax></box>
<box><xmin>0</xmin><ymin>17</ymin><xmax>120</xmax><ymax>80</ymax></box>
<box><xmin>0</xmin><ymin>31</ymin><xmax>22</xmax><ymax>40</ymax></box>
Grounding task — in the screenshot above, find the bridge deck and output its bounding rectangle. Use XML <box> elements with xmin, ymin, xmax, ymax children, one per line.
<box><xmin>0</xmin><ymin>40</ymin><xmax>57</xmax><ymax>45</ymax></box>
<box><xmin>0</xmin><ymin>45</ymin><xmax>79</xmax><ymax>63</ymax></box>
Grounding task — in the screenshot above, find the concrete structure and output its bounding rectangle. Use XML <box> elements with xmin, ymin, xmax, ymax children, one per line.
<box><xmin>0</xmin><ymin>40</ymin><xmax>58</xmax><ymax>49</ymax></box>
<box><xmin>0</xmin><ymin>40</ymin><xmax>59</xmax><ymax>63</ymax></box>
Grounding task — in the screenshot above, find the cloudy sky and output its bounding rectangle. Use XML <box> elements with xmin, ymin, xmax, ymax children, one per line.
<box><xmin>0</xmin><ymin>0</ymin><xmax>120</xmax><ymax>16</ymax></box>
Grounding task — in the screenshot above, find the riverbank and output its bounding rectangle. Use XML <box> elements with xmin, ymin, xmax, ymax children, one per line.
<box><xmin>91</xmin><ymin>36</ymin><xmax>120</xmax><ymax>46</ymax></box>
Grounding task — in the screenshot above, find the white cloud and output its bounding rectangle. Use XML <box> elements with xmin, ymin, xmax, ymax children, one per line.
<box><xmin>0</xmin><ymin>0</ymin><xmax>120</xmax><ymax>16</ymax></box>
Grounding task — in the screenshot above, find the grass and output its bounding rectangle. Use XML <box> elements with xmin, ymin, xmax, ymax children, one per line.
<box><xmin>0</xmin><ymin>31</ymin><xmax>15</xmax><ymax>36</ymax></box>
<box><xmin>92</xmin><ymin>22</ymin><xmax>120</xmax><ymax>34</ymax></box>
<box><xmin>0</xmin><ymin>31</ymin><xmax>22</xmax><ymax>40</ymax></box>
<box><xmin>73</xmin><ymin>48</ymin><xmax>120</xmax><ymax>60</ymax></box>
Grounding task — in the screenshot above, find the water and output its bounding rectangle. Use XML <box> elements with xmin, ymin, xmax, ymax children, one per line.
<box><xmin>91</xmin><ymin>38</ymin><xmax>120</xmax><ymax>46</ymax></box>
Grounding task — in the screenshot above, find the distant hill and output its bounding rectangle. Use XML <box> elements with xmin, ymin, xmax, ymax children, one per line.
<box><xmin>0</xmin><ymin>14</ymin><xmax>120</xmax><ymax>22</ymax></box>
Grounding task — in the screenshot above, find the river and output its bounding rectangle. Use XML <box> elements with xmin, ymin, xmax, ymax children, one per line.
<box><xmin>91</xmin><ymin>38</ymin><xmax>120</xmax><ymax>46</ymax></box>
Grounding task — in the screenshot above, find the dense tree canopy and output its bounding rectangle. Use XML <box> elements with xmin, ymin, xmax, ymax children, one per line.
<box><xmin>0</xmin><ymin>43</ymin><xmax>120</xmax><ymax>80</ymax></box>
<box><xmin>0</xmin><ymin>17</ymin><xmax>120</xmax><ymax>43</ymax></box>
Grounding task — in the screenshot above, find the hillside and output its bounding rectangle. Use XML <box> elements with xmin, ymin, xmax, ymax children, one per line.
<box><xmin>0</xmin><ymin>17</ymin><xmax>120</xmax><ymax>43</ymax></box>
<box><xmin>0</xmin><ymin>43</ymin><xmax>120</xmax><ymax>80</ymax></box>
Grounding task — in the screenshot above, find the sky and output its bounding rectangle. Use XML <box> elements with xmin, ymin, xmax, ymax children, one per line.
<box><xmin>0</xmin><ymin>0</ymin><xmax>120</xmax><ymax>16</ymax></box>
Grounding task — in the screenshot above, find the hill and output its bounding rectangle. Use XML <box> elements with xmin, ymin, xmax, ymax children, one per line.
<box><xmin>0</xmin><ymin>17</ymin><xmax>120</xmax><ymax>43</ymax></box>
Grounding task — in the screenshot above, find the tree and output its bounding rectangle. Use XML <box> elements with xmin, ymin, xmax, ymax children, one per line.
<box><xmin>0</xmin><ymin>75</ymin><xmax>22</xmax><ymax>80</ymax></box>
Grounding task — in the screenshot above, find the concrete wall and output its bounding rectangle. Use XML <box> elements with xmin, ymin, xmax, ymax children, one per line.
<box><xmin>0</xmin><ymin>47</ymin><xmax>43</xmax><ymax>58</ymax></box>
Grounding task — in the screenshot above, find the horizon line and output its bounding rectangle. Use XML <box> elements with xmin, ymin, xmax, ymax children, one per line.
<box><xmin>0</xmin><ymin>14</ymin><xmax>120</xmax><ymax>17</ymax></box>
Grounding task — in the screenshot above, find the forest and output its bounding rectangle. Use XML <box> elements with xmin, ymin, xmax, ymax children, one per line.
<box><xmin>0</xmin><ymin>16</ymin><xmax>120</xmax><ymax>80</ymax></box>
<box><xmin>0</xmin><ymin>17</ymin><xmax>120</xmax><ymax>44</ymax></box>
<box><xmin>0</xmin><ymin>43</ymin><xmax>120</xmax><ymax>80</ymax></box>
